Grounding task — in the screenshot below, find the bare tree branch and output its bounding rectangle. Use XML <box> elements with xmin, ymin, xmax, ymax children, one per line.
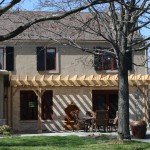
<box><xmin>132</xmin><ymin>43</ymin><xmax>150</xmax><ymax>52</ymax></box>
<box><xmin>0</xmin><ymin>0</ymin><xmax>5</xmax><ymax>5</ymax></box>
<box><xmin>0</xmin><ymin>0</ymin><xmax>116</xmax><ymax>41</ymax></box>
<box><xmin>128</xmin><ymin>37</ymin><xmax>150</xmax><ymax>49</ymax></box>
<box><xmin>0</xmin><ymin>0</ymin><xmax>21</xmax><ymax>15</ymax></box>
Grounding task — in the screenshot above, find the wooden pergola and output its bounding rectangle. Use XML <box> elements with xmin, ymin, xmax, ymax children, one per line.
<box><xmin>10</xmin><ymin>74</ymin><xmax>150</xmax><ymax>87</ymax></box>
<box><xmin>9</xmin><ymin>74</ymin><xmax>150</xmax><ymax>133</ymax></box>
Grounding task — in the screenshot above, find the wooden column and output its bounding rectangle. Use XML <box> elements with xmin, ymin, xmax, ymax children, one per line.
<box><xmin>10</xmin><ymin>87</ymin><xmax>18</xmax><ymax>129</ymax></box>
<box><xmin>38</xmin><ymin>93</ymin><xmax>42</xmax><ymax>133</ymax></box>
<box><xmin>142</xmin><ymin>86</ymin><xmax>148</xmax><ymax>122</ymax></box>
<box><xmin>33</xmin><ymin>88</ymin><xmax>45</xmax><ymax>133</ymax></box>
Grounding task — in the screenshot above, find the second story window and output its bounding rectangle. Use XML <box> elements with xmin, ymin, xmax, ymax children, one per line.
<box><xmin>94</xmin><ymin>49</ymin><xmax>117</xmax><ymax>71</ymax></box>
<box><xmin>0</xmin><ymin>46</ymin><xmax>14</xmax><ymax>71</ymax></box>
<box><xmin>37</xmin><ymin>47</ymin><xmax>59</xmax><ymax>73</ymax></box>
<box><xmin>46</xmin><ymin>48</ymin><xmax>56</xmax><ymax>70</ymax></box>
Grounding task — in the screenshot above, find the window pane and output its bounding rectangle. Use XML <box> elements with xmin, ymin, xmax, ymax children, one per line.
<box><xmin>94</xmin><ymin>49</ymin><xmax>117</xmax><ymax>71</ymax></box>
<box><xmin>94</xmin><ymin>95</ymin><xmax>106</xmax><ymax>111</ymax></box>
<box><xmin>46</xmin><ymin>48</ymin><xmax>56</xmax><ymax>70</ymax></box>
<box><xmin>103</xmin><ymin>53</ymin><xmax>112</xmax><ymax>70</ymax></box>
<box><xmin>0</xmin><ymin>48</ymin><xmax>3</xmax><ymax>69</ymax></box>
<box><xmin>20</xmin><ymin>91</ymin><xmax>38</xmax><ymax>120</ymax></box>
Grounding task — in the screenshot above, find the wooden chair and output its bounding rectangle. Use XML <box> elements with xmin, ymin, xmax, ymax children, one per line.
<box><xmin>95</xmin><ymin>110</ymin><xmax>109</xmax><ymax>132</ymax></box>
<box><xmin>64</xmin><ymin>103</ymin><xmax>79</xmax><ymax>130</ymax></box>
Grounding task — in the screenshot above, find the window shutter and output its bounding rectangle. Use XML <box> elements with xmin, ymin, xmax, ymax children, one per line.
<box><xmin>6</xmin><ymin>46</ymin><xmax>14</xmax><ymax>71</ymax></box>
<box><xmin>126</xmin><ymin>51</ymin><xmax>132</xmax><ymax>70</ymax></box>
<box><xmin>37</xmin><ymin>47</ymin><xmax>45</xmax><ymax>71</ymax></box>
<box><xmin>94</xmin><ymin>54</ymin><xmax>101</xmax><ymax>70</ymax></box>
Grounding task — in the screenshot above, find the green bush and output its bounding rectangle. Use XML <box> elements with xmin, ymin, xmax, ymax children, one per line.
<box><xmin>0</xmin><ymin>125</ymin><xmax>11</xmax><ymax>134</ymax></box>
<box><xmin>2</xmin><ymin>131</ymin><xmax>10</xmax><ymax>136</ymax></box>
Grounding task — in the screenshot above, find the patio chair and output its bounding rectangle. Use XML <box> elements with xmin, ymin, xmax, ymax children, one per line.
<box><xmin>95</xmin><ymin>110</ymin><xmax>109</xmax><ymax>132</ymax></box>
<box><xmin>64</xmin><ymin>102</ymin><xmax>80</xmax><ymax>130</ymax></box>
<box><xmin>109</xmin><ymin>111</ymin><xmax>118</xmax><ymax>131</ymax></box>
<box><xmin>78</xmin><ymin>111</ymin><xmax>96</xmax><ymax>132</ymax></box>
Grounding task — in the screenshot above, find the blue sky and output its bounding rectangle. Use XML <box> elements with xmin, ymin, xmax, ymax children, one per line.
<box><xmin>15</xmin><ymin>0</ymin><xmax>38</xmax><ymax>10</ymax></box>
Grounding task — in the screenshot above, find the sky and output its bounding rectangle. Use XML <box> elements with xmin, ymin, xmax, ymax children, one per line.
<box><xmin>15</xmin><ymin>0</ymin><xmax>38</xmax><ymax>11</ymax></box>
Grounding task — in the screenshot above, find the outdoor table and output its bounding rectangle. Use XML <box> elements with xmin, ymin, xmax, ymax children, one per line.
<box><xmin>83</xmin><ymin>116</ymin><xmax>96</xmax><ymax>132</ymax></box>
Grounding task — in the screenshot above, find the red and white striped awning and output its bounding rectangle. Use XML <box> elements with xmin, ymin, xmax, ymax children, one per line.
<box><xmin>10</xmin><ymin>74</ymin><xmax>150</xmax><ymax>87</ymax></box>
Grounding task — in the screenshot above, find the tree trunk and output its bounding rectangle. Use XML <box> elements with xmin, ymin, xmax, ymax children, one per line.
<box><xmin>117</xmin><ymin>53</ymin><xmax>131</xmax><ymax>140</ymax></box>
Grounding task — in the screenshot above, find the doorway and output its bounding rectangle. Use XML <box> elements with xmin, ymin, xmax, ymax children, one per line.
<box><xmin>92</xmin><ymin>90</ymin><xmax>118</xmax><ymax>119</ymax></box>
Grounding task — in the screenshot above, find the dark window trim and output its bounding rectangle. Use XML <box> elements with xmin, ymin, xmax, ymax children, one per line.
<box><xmin>92</xmin><ymin>90</ymin><xmax>118</xmax><ymax>95</ymax></box>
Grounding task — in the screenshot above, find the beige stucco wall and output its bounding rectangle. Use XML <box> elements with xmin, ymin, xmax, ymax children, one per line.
<box><xmin>3</xmin><ymin>41</ymin><xmax>146</xmax><ymax>76</ymax></box>
<box><xmin>10</xmin><ymin>86</ymin><xmax>143</xmax><ymax>132</ymax></box>
<box><xmin>132</xmin><ymin>50</ymin><xmax>147</xmax><ymax>75</ymax></box>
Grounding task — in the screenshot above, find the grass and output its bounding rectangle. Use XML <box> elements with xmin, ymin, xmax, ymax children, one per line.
<box><xmin>0</xmin><ymin>136</ymin><xmax>150</xmax><ymax>150</ymax></box>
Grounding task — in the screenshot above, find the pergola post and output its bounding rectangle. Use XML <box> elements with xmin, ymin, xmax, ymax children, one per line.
<box><xmin>142</xmin><ymin>86</ymin><xmax>149</xmax><ymax>122</ymax></box>
<box><xmin>33</xmin><ymin>88</ymin><xmax>45</xmax><ymax>133</ymax></box>
<box><xmin>37</xmin><ymin>94</ymin><xmax>42</xmax><ymax>133</ymax></box>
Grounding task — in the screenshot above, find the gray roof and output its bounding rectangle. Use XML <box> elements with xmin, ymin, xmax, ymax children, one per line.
<box><xmin>0</xmin><ymin>11</ymin><xmax>107</xmax><ymax>41</ymax></box>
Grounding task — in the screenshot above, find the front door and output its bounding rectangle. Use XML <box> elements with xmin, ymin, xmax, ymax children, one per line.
<box><xmin>92</xmin><ymin>90</ymin><xmax>118</xmax><ymax>119</ymax></box>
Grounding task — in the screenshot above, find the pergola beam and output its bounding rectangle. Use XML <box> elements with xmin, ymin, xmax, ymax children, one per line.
<box><xmin>10</xmin><ymin>74</ymin><xmax>150</xmax><ymax>87</ymax></box>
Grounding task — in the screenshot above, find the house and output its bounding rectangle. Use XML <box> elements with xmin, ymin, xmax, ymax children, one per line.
<box><xmin>0</xmin><ymin>11</ymin><xmax>149</xmax><ymax>133</ymax></box>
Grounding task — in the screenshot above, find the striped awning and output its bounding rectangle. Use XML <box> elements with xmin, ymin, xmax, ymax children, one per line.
<box><xmin>10</xmin><ymin>74</ymin><xmax>150</xmax><ymax>87</ymax></box>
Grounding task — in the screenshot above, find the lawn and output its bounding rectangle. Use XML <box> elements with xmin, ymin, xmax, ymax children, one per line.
<box><xmin>0</xmin><ymin>136</ymin><xmax>150</xmax><ymax>150</ymax></box>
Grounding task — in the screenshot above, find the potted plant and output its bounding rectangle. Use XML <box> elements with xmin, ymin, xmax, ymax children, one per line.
<box><xmin>130</xmin><ymin>119</ymin><xmax>147</xmax><ymax>139</ymax></box>
<box><xmin>130</xmin><ymin>89</ymin><xmax>147</xmax><ymax>139</ymax></box>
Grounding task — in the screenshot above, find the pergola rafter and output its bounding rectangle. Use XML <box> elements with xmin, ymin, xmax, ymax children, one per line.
<box><xmin>10</xmin><ymin>74</ymin><xmax>150</xmax><ymax>87</ymax></box>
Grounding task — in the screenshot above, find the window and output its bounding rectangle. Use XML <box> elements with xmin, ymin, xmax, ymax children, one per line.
<box><xmin>0</xmin><ymin>48</ymin><xmax>4</xmax><ymax>69</ymax></box>
<box><xmin>94</xmin><ymin>48</ymin><xmax>132</xmax><ymax>71</ymax></box>
<box><xmin>94</xmin><ymin>49</ymin><xmax>117</xmax><ymax>71</ymax></box>
<box><xmin>0</xmin><ymin>46</ymin><xmax>14</xmax><ymax>71</ymax></box>
<box><xmin>37</xmin><ymin>47</ymin><xmax>59</xmax><ymax>72</ymax></box>
<box><xmin>46</xmin><ymin>48</ymin><xmax>56</xmax><ymax>70</ymax></box>
<box><xmin>92</xmin><ymin>90</ymin><xmax>118</xmax><ymax>119</ymax></box>
<box><xmin>20</xmin><ymin>91</ymin><xmax>53</xmax><ymax>120</ymax></box>
<box><xmin>20</xmin><ymin>91</ymin><xmax>38</xmax><ymax>120</ymax></box>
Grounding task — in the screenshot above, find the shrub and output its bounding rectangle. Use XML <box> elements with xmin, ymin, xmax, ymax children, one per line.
<box><xmin>0</xmin><ymin>125</ymin><xmax>11</xmax><ymax>134</ymax></box>
<box><xmin>2</xmin><ymin>131</ymin><xmax>11</xmax><ymax>136</ymax></box>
